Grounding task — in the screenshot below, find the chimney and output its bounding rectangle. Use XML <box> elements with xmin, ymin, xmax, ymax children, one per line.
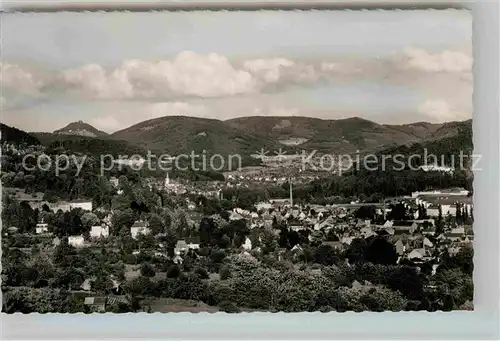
<box><xmin>289</xmin><ymin>178</ymin><xmax>293</xmax><ymax>207</ymax></box>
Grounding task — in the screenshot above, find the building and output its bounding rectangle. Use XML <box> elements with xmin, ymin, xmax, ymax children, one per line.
<box><xmin>35</xmin><ymin>219</ymin><xmax>49</xmax><ymax>234</ymax></box>
<box><xmin>109</xmin><ymin>177</ymin><xmax>119</xmax><ymax>187</ymax></box>
<box><xmin>175</xmin><ymin>240</ymin><xmax>188</xmax><ymax>255</ymax></box>
<box><xmin>411</xmin><ymin>188</ymin><xmax>469</xmax><ymax>198</ymax></box>
<box><xmin>84</xmin><ymin>297</ymin><xmax>107</xmax><ymax>312</ymax></box>
<box><xmin>186</xmin><ymin>237</ymin><xmax>200</xmax><ymax>250</ymax></box>
<box><xmin>69</xmin><ymin>200</ymin><xmax>93</xmax><ymax>212</ymax></box>
<box><xmin>90</xmin><ymin>224</ymin><xmax>109</xmax><ymax>239</ymax></box>
<box><xmin>51</xmin><ymin>201</ymin><xmax>71</xmax><ymax>212</ymax></box>
<box><xmin>242</xmin><ymin>237</ymin><xmax>252</xmax><ymax>251</ymax></box>
<box><xmin>130</xmin><ymin>221</ymin><xmax>150</xmax><ymax>239</ymax></box>
<box><xmin>68</xmin><ymin>235</ymin><xmax>85</xmax><ymax>248</ymax></box>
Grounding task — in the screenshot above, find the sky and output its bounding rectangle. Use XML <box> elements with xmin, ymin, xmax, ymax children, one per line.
<box><xmin>0</xmin><ymin>9</ymin><xmax>472</xmax><ymax>133</ymax></box>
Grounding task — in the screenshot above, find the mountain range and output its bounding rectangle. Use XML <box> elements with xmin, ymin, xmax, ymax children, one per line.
<box><xmin>2</xmin><ymin>116</ymin><xmax>473</xmax><ymax>160</ymax></box>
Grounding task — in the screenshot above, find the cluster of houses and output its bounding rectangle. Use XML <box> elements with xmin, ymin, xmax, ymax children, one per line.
<box><xmin>29</xmin><ymin>199</ymin><xmax>93</xmax><ymax>213</ymax></box>
<box><xmin>411</xmin><ymin>189</ymin><xmax>472</xmax><ymax>217</ymax></box>
<box><xmin>27</xmin><ymin>183</ymin><xmax>472</xmax><ymax>264</ymax></box>
<box><xmin>10</xmin><ymin>173</ymin><xmax>474</xmax><ymax>265</ymax></box>
<box><xmin>221</xmin><ymin>187</ymin><xmax>473</xmax><ymax>263</ymax></box>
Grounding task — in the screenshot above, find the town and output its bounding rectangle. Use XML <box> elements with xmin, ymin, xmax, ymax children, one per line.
<box><xmin>2</xmin><ymin>140</ymin><xmax>473</xmax><ymax>313</ymax></box>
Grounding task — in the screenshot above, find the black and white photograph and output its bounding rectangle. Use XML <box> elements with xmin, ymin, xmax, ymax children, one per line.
<box><xmin>1</xmin><ymin>8</ymin><xmax>474</xmax><ymax>313</ymax></box>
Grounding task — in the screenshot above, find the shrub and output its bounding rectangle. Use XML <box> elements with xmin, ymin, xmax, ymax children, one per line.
<box><xmin>218</xmin><ymin>301</ymin><xmax>240</xmax><ymax>313</ymax></box>
<box><xmin>194</xmin><ymin>266</ymin><xmax>209</xmax><ymax>279</ymax></box>
<box><xmin>166</xmin><ymin>264</ymin><xmax>181</xmax><ymax>278</ymax></box>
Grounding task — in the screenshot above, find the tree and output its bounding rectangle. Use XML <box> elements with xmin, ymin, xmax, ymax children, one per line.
<box><xmin>219</xmin><ymin>264</ymin><xmax>231</xmax><ymax>280</ymax></box>
<box><xmin>173</xmin><ymin>209</ymin><xmax>190</xmax><ymax>238</ymax></box>
<box><xmin>111</xmin><ymin>209</ymin><xmax>137</xmax><ymax>235</ymax></box>
<box><xmin>194</xmin><ymin>266</ymin><xmax>209</xmax><ymax>279</ymax></box>
<box><xmin>314</xmin><ymin>245</ymin><xmax>339</xmax><ymax>266</ymax></box>
<box><xmin>124</xmin><ymin>276</ymin><xmax>154</xmax><ymax>296</ymax></box>
<box><xmin>455</xmin><ymin>203</ymin><xmax>462</xmax><ymax>224</ymax></box>
<box><xmin>166</xmin><ymin>265</ymin><xmax>181</xmax><ymax>278</ymax></box>
<box><xmin>140</xmin><ymin>263</ymin><xmax>156</xmax><ymax>278</ymax></box>
<box><xmin>388</xmin><ymin>203</ymin><xmax>408</xmax><ymax>221</ymax></box>
<box><xmin>344</xmin><ymin>238</ymin><xmax>367</xmax><ymax>264</ymax></box>
<box><xmin>81</xmin><ymin>212</ymin><xmax>100</xmax><ymax>229</ymax></box>
<box><xmin>355</xmin><ymin>205</ymin><xmax>376</xmax><ymax>220</ymax></box>
<box><xmin>261</xmin><ymin>229</ymin><xmax>278</xmax><ymax>254</ymax></box>
<box><xmin>217</xmin><ymin>234</ymin><xmax>231</xmax><ymax>249</ymax></box>
<box><xmin>436</xmin><ymin>205</ymin><xmax>444</xmax><ymax>235</ymax></box>
<box><xmin>309</xmin><ymin>230</ymin><xmax>325</xmax><ymax>247</ymax></box>
<box><xmin>91</xmin><ymin>275</ymin><xmax>114</xmax><ymax>294</ymax></box>
<box><xmin>199</xmin><ymin>217</ymin><xmax>217</xmax><ymax>246</ymax></box>
<box><xmin>365</xmin><ymin>237</ymin><xmax>398</xmax><ymax>265</ymax></box>
<box><xmin>148</xmin><ymin>213</ymin><xmax>164</xmax><ymax>235</ymax></box>
<box><xmin>53</xmin><ymin>239</ymin><xmax>76</xmax><ymax>267</ymax></box>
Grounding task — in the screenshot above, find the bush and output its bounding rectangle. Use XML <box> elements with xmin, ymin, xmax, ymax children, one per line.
<box><xmin>194</xmin><ymin>266</ymin><xmax>209</xmax><ymax>279</ymax></box>
<box><xmin>140</xmin><ymin>263</ymin><xmax>156</xmax><ymax>278</ymax></box>
<box><xmin>219</xmin><ymin>264</ymin><xmax>231</xmax><ymax>280</ymax></box>
<box><xmin>218</xmin><ymin>301</ymin><xmax>241</xmax><ymax>313</ymax></box>
<box><xmin>166</xmin><ymin>264</ymin><xmax>181</xmax><ymax>278</ymax></box>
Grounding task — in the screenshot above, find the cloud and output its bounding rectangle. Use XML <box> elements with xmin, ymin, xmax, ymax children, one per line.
<box><xmin>2</xmin><ymin>48</ymin><xmax>472</xmax><ymax>103</ymax></box>
<box><xmin>63</xmin><ymin>52</ymin><xmax>259</xmax><ymax>100</ymax></box>
<box><xmin>403</xmin><ymin>47</ymin><xmax>472</xmax><ymax>73</ymax></box>
<box><xmin>61</xmin><ymin>63</ymin><xmax>134</xmax><ymax>99</ymax></box>
<box><xmin>89</xmin><ymin>115</ymin><xmax>122</xmax><ymax>133</ymax></box>
<box><xmin>2</xmin><ymin>48</ymin><xmax>472</xmax><ymax>130</ymax></box>
<box><xmin>243</xmin><ymin>58</ymin><xmax>295</xmax><ymax>83</ymax></box>
<box><xmin>0</xmin><ymin>63</ymin><xmax>44</xmax><ymax>95</ymax></box>
<box><xmin>418</xmin><ymin>99</ymin><xmax>468</xmax><ymax>122</ymax></box>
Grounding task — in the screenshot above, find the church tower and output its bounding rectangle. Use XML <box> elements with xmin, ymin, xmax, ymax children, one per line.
<box><xmin>164</xmin><ymin>172</ymin><xmax>170</xmax><ymax>188</ymax></box>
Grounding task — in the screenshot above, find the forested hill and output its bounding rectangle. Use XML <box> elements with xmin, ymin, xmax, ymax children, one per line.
<box><xmin>33</xmin><ymin>133</ymin><xmax>147</xmax><ymax>157</ymax></box>
<box><xmin>376</xmin><ymin>119</ymin><xmax>473</xmax><ymax>168</ymax></box>
<box><xmin>1</xmin><ymin>124</ymin><xmax>41</xmax><ymax>146</ymax></box>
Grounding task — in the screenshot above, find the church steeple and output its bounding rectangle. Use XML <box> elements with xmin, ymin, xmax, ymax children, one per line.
<box><xmin>164</xmin><ymin>172</ymin><xmax>170</xmax><ymax>188</ymax></box>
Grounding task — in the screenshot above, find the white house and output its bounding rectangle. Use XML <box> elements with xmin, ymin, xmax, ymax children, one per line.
<box><xmin>420</xmin><ymin>165</ymin><xmax>454</xmax><ymax>174</ymax></box>
<box><xmin>229</xmin><ymin>211</ymin><xmax>244</xmax><ymax>221</ymax></box>
<box><xmin>174</xmin><ymin>240</ymin><xmax>188</xmax><ymax>255</ymax></box>
<box><xmin>90</xmin><ymin>224</ymin><xmax>109</xmax><ymax>239</ymax></box>
<box><xmin>130</xmin><ymin>221</ymin><xmax>150</xmax><ymax>239</ymax></box>
<box><xmin>427</xmin><ymin>205</ymin><xmax>440</xmax><ymax>217</ymax></box>
<box><xmin>383</xmin><ymin>220</ymin><xmax>394</xmax><ymax>228</ymax></box>
<box><xmin>187</xmin><ymin>242</ymin><xmax>200</xmax><ymax>250</ymax></box>
<box><xmin>51</xmin><ymin>202</ymin><xmax>71</xmax><ymax>212</ymax></box>
<box><xmin>69</xmin><ymin>200</ymin><xmax>93</xmax><ymax>212</ymax></box>
<box><xmin>255</xmin><ymin>202</ymin><xmax>273</xmax><ymax>211</ymax></box>
<box><xmin>242</xmin><ymin>237</ymin><xmax>252</xmax><ymax>251</ymax></box>
<box><xmin>68</xmin><ymin>235</ymin><xmax>85</xmax><ymax>248</ymax></box>
<box><xmin>109</xmin><ymin>176</ymin><xmax>119</xmax><ymax>187</ymax></box>
<box><xmin>407</xmin><ymin>249</ymin><xmax>424</xmax><ymax>260</ymax></box>
<box><xmin>412</xmin><ymin>189</ymin><xmax>469</xmax><ymax>198</ymax></box>
<box><xmin>35</xmin><ymin>220</ymin><xmax>49</xmax><ymax>234</ymax></box>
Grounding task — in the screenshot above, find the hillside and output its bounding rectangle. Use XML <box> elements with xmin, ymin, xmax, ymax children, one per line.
<box><xmin>379</xmin><ymin>119</ymin><xmax>473</xmax><ymax>167</ymax></box>
<box><xmin>54</xmin><ymin>121</ymin><xmax>108</xmax><ymax>138</ymax></box>
<box><xmin>111</xmin><ymin>115</ymin><xmax>282</xmax><ymax>156</ymax></box>
<box><xmin>226</xmin><ymin>116</ymin><xmax>467</xmax><ymax>154</ymax></box>
<box><xmin>382</xmin><ymin>122</ymin><xmax>443</xmax><ymax>140</ymax></box>
<box><xmin>1</xmin><ymin>123</ymin><xmax>41</xmax><ymax>146</ymax></box>
<box><xmin>33</xmin><ymin>133</ymin><xmax>146</xmax><ymax>157</ymax></box>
